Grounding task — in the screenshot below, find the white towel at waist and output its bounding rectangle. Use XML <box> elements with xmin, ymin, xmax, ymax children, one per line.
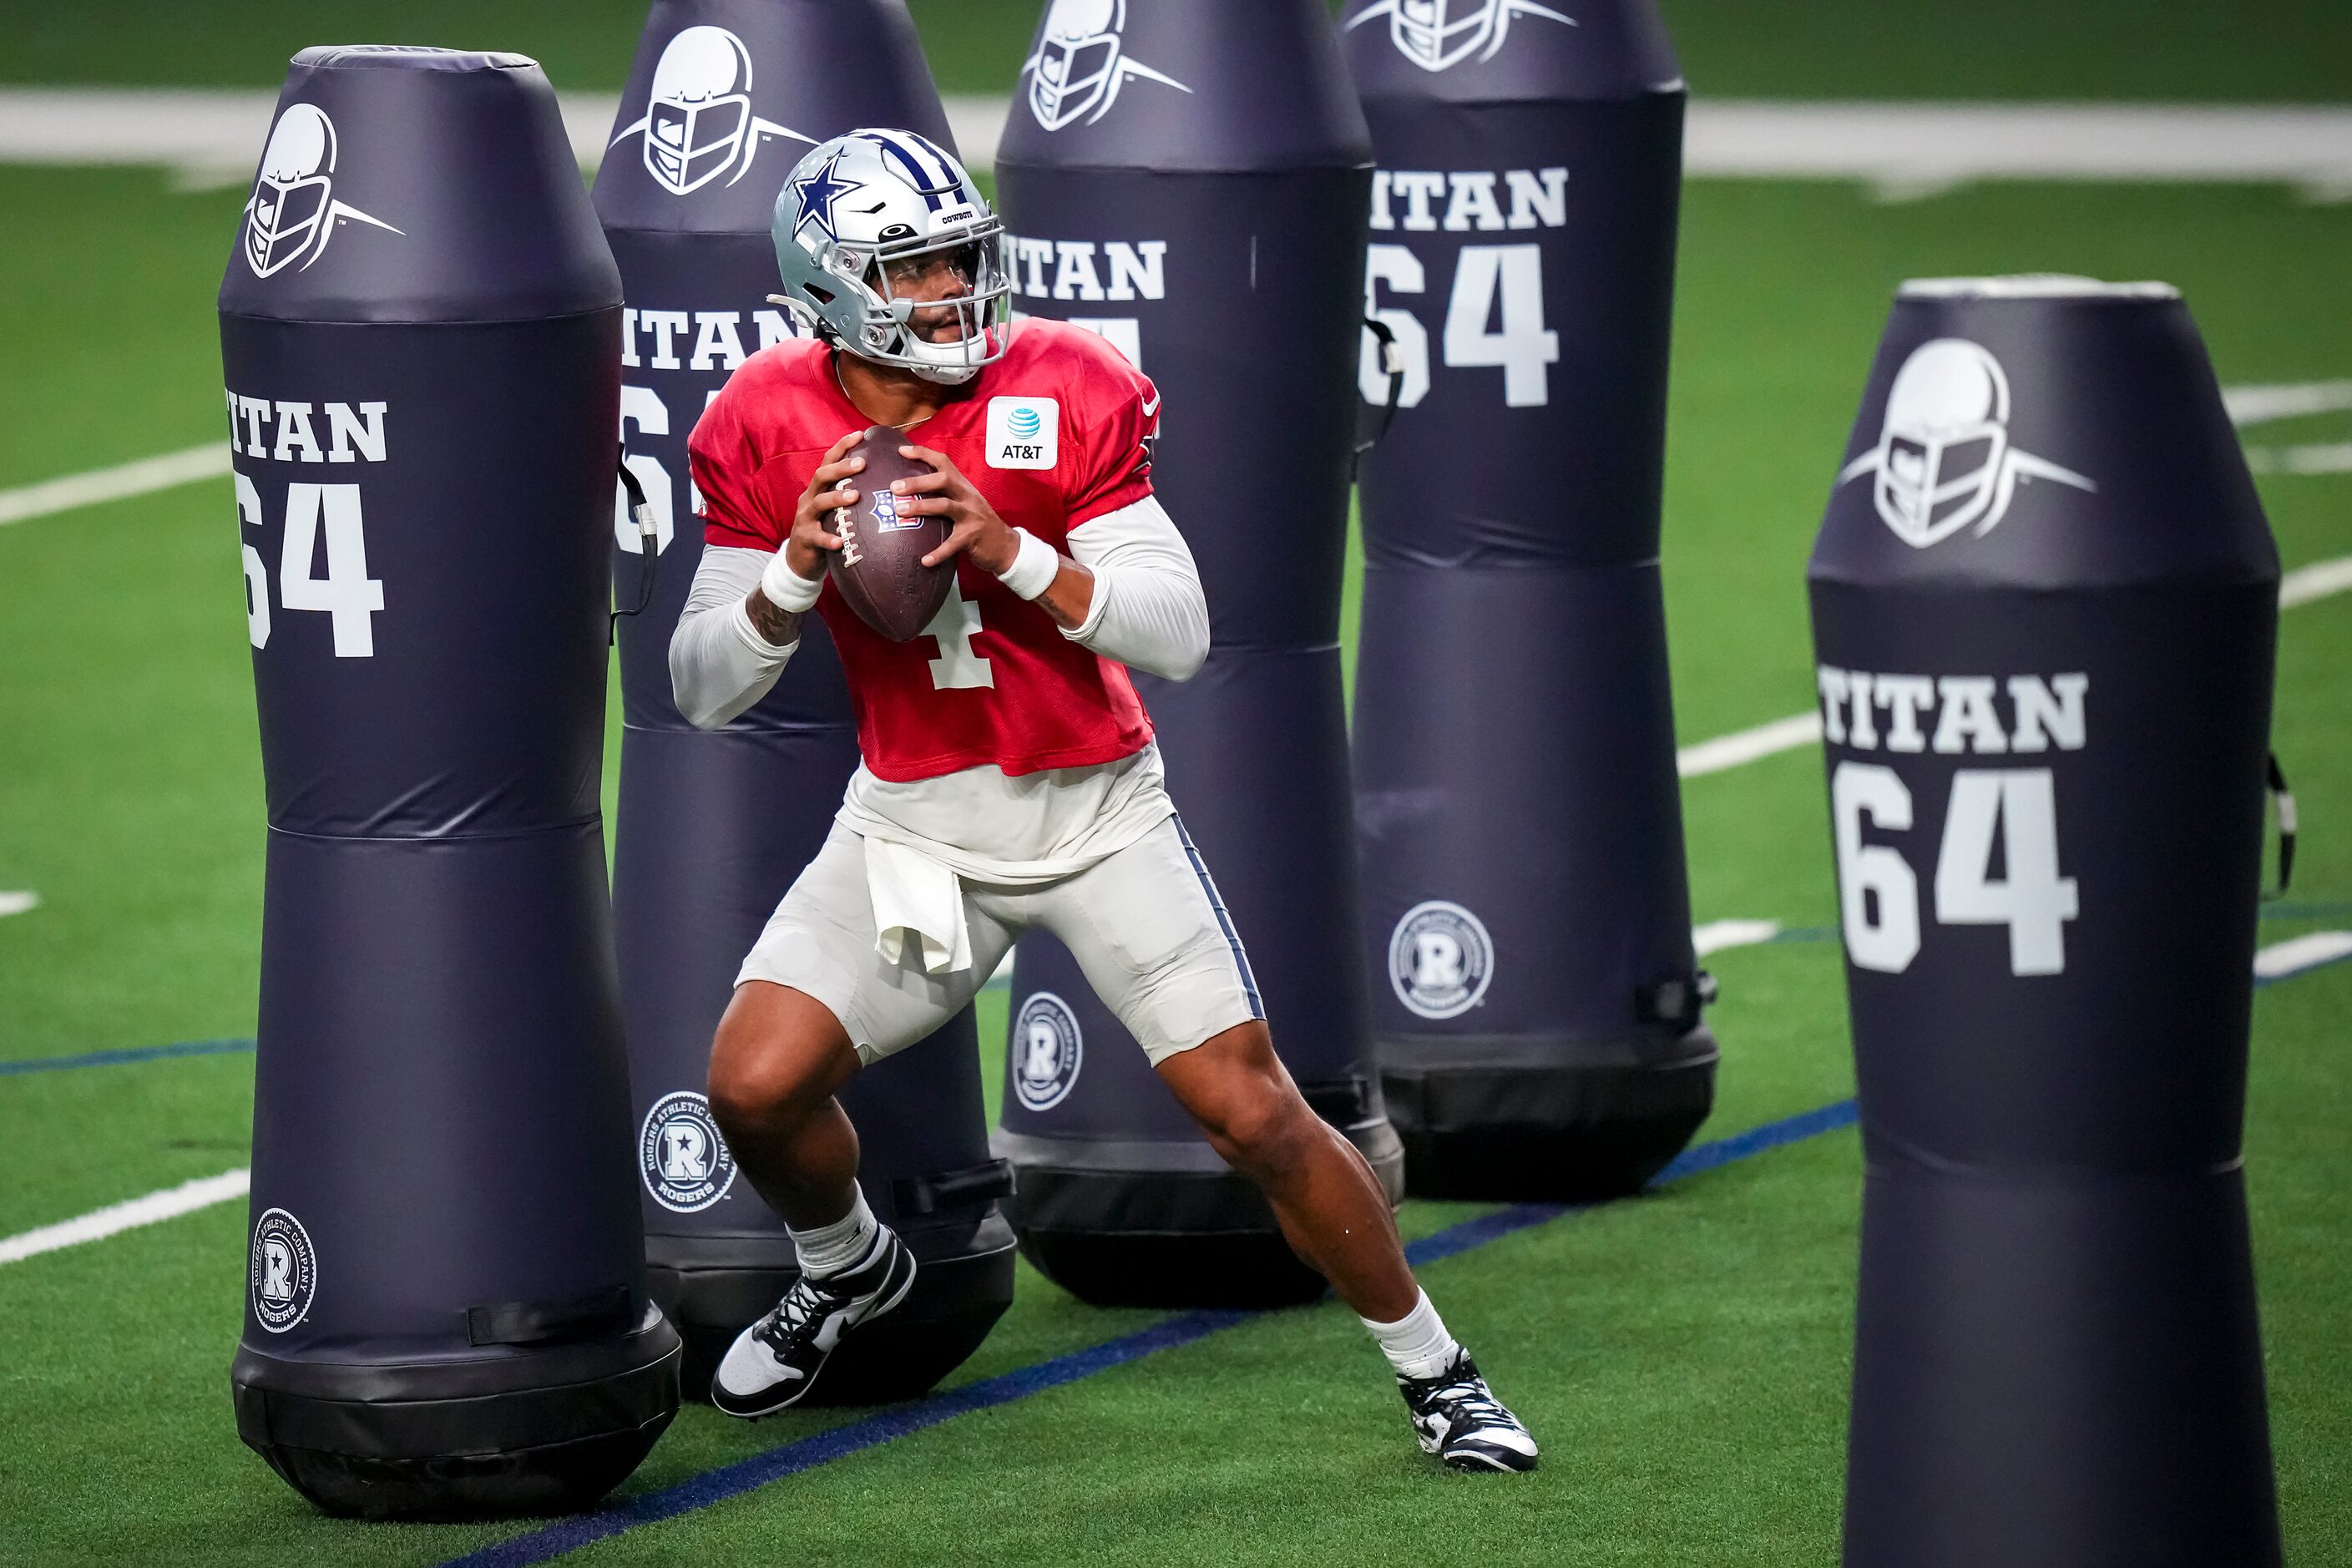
<box><xmin>864</xmin><ymin>835</ymin><xmax>973</xmax><ymax>975</ymax></box>
<box><xmin>841</xmin><ymin>741</ymin><xmax>1177</xmax><ymax>975</ymax></box>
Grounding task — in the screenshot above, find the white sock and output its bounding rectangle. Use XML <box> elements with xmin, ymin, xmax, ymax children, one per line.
<box><xmin>788</xmin><ymin>1188</ymin><xmax>880</xmax><ymax>1279</ymax></box>
<box><xmin>1362</xmin><ymin>1289</ymin><xmax>1461</xmax><ymax>1382</ymax></box>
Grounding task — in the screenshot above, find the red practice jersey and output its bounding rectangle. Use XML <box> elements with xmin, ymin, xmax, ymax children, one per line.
<box><xmin>690</xmin><ymin>320</ymin><xmax>1162</xmax><ymax>782</ymax></box>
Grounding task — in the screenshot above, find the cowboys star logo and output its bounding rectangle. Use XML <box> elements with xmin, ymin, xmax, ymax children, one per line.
<box><xmin>788</xmin><ymin>147</ymin><xmax>861</xmax><ymax>245</ymax></box>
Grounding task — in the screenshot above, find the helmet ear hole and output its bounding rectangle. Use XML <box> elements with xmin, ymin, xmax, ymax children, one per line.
<box><xmin>804</xmin><ymin>282</ymin><xmax>836</xmax><ymax>306</ymax></box>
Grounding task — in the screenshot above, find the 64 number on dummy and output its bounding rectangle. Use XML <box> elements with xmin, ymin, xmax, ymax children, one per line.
<box><xmin>1822</xmin><ymin>666</ymin><xmax>2091</xmax><ymax>979</ymax></box>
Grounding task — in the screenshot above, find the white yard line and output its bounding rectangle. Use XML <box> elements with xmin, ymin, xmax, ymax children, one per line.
<box><xmin>0</xmin><ymin>1168</ymin><xmax>248</xmax><ymax>1267</ymax></box>
<box><xmin>0</xmin><ymin>891</ymin><xmax>38</xmax><ymax>918</ymax></box>
<box><xmin>1685</xmin><ymin>101</ymin><xmax>2352</xmax><ymax>203</ymax></box>
<box><xmin>2249</xmin><ymin>443</ymin><xmax>2352</xmax><ymax>478</ymax></box>
<box><xmin>1693</xmin><ymin>918</ymin><xmax>1782</xmax><ymax>956</ymax></box>
<box><xmin>1678</xmin><ymin>712</ymin><xmax>1823</xmax><ymax>778</ymax></box>
<box><xmin>2255</xmin><ymin>930</ymin><xmax>2352</xmax><ymax>983</ymax></box>
<box><xmin>8</xmin><ymin>90</ymin><xmax>2352</xmax><ymax>196</ymax></box>
<box><xmin>2282</xmin><ymin>554</ymin><xmax>2352</xmax><ymax>608</ymax></box>
<box><xmin>2224</xmin><ymin>381</ymin><xmax>2352</xmax><ymax>427</ymax></box>
<box><xmin>0</xmin><ymin>443</ymin><xmax>230</xmax><ymax>528</ymax></box>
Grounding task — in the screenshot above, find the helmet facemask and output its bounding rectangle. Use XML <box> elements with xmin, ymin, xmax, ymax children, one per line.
<box><xmin>1034</xmin><ymin>33</ymin><xmax>1120</xmax><ymax>127</ymax></box>
<box><xmin>248</xmin><ymin>172</ymin><xmax>331</xmax><ymax>276</ymax></box>
<box><xmin>1876</xmin><ymin>424</ymin><xmax>2007</xmax><ymax>544</ymax></box>
<box><xmin>646</xmin><ymin>92</ymin><xmax>750</xmax><ymax>195</ymax></box>
<box><xmin>781</xmin><ymin>181</ymin><xmax>1013</xmax><ymax>383</ymax></box>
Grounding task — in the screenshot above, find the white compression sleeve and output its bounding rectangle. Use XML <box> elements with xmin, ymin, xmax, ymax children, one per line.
<box><xmin>1061</xmin><ymin>496</ymin><xmax>1211</xmax><ymax>681</ymax></box>
<box><xmin>669</xmin><ymin>545</ymin><xmax>800</xmax><ymax>730</ymax></box>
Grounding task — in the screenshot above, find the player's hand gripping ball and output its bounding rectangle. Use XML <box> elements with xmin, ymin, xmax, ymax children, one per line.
<box><xmin>826</xmin><ymin>425</ymin><xmax>953</xmax><ymax>641</ymax></box>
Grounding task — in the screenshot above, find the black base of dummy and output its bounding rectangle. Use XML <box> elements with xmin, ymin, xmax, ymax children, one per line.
<box><xmin>997</xmin><ymin>1117</ymin><xmax>1405</xmax><ymax>1309</ymax></box>
<box><xmin>231</xmin><ymin>1306</ymin><xmax>680</xmax><ymax>1520</ymax></box>
<box><xmin>648</xmin><ymin>1209</ymin><xmax>1018</xmax><ymax>1404</ymax></box>
<box><xmin>1379</xmin><ymin>1027</ymin><xmax>1718</xmax><ymax>1201</ymax></box>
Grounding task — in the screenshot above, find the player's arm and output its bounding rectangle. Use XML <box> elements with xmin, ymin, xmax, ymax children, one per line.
<box><xmin>670</xmin><ymin>431</ymin><xmax>864</xmax><ymax>730</ymax></box>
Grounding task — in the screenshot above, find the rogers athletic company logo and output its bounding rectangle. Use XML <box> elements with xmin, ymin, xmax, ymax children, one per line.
<box><xmin>640</xmin><ymin>1091</ymin><xmax>737</xmax><ymax>1213</ymax></box>
<box><xmin>249</xmin><ymin>1207</ymin><xmax>317</xmax><ymax>1333</ymax></box>
<box><xmin>1020</xmin><ymin>0</ymin><xmax>1191</xmax><ymax>131</ymax></box>
<box><xmin>1838</xmin><ymin>338</ymin><xmax>2097</xmax><ymax>549</ymax></box>
<box><xmin>243</xmin><ymin>104</ymin><xmax>402</xmax><ymax>278</ymax></box>
<box><xmin>1389</xmin><ymin>901</ymin><xmax>1495</xmax><ymax>1019</ymax></box>
<box><xmin>1013</xmin><ymin>992</ymin><xmax>1084</xmax><ymax>1111</ymax></box>
<box><xmin>1343</xmin><ymin>0</ymin><xmax>1577</xmax><ymax>73</ymax></box>
<box><xmin>607</xmin><ymin>26</ymin><xmax>812</xmax><ymax>196</ymax></box>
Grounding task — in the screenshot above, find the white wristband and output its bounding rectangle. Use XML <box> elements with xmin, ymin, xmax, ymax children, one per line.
<box><xmin>997</xmin><ymin>528</ymin><xmax>1060</xmax><ymax>601</ymax></box>
<box><xmin>760</xmin><ymin>548</ymin><xmax>826</xmax><ymax>614</ymax></box>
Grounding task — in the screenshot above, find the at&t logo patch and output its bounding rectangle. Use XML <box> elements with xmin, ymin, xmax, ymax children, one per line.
<box><xmin>1389</xmin><ymin>900</ymin><xmax>1494</xmax><ymax>1019</ymax></box>
<box><xmin>1013</xmin><ymin>992</ymin><xmax>1084</xmax><ymax>1111</ymax></box>
<box><xmin>987</xmin><ymin>397</ymin><xmax>1060</xmax><ymax>470</ymax></box>
<box><xmin>249</xmin><ymin>1207</ymin><xmax>317</xmax><ymax>1333</ymax></box>
<box><xmin>640</xmin><ymin>1090</ymin><xmax>737</xmax><ymax>1212</ymax></box>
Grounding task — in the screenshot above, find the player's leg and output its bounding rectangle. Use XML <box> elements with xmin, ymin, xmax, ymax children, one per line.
<box><xmin>1050</xmin><ymin>817</ymin><xmax>1538</xmax><ymax>1471</ymax></box>
<box><xmin>1153</xmin><ymin>1021</ymin><xmax>1412</xmax><ymax>1315</ymax></box>
<box><xmin>708</xmin><ymin>980</ymin><xmax>862</xmax><ymax>1229</ymax></box>
<box><xmin>703</xmin><ymin>825</ymin><xmax>1008</xmax><ymax>1417</ymax></box>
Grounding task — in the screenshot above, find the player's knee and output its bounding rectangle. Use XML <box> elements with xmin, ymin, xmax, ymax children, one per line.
<box><xmin>708</xmin><ymin>1028</ymin><xmax>822</xmax><ymax>1143</ymax></box>
<box><xmin>1198</xmin><ymin>1079</ymin><xmax>1318</xmax><ymax>1179</ymax></box>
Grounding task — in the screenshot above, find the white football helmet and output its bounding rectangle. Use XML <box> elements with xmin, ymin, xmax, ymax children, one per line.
<box><xmin>1344</xmin><ymin>0</ymin><xmax>1577</xmax><ymax>73</ymax></box>
<box><xmin>769</xmin><ymin>129</ymin><xmax>1010</xmax><ymax>385</ymax></box>
<box><xmin>1874</xmin><ymin>339</ymin><xmax>2015</xmax><ymax>544</ymax></box>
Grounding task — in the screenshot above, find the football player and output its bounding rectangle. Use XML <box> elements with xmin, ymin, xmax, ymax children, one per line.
<box><xmin>670</xmin><ymin>129</ymin><xmax>1536</xmax><ymax>1473</ymax></box>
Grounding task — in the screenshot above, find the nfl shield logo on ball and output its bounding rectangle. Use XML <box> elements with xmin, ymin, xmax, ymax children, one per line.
<box><xmin>249</xmin><ymin>1207</ymin><xmax>317</xmax><ymax>1333</ymax></box>
<box><xmin>1013</xmin><ymin>992</ymin><xmax>1085</xmax><ymax>1111</ymax></box>
<box><xmin>1389</xmin><ymin>901</ymin><xmax>1495</xmax><ymax>1019</ymax></box>
<box><xmin>640</xmin><ymin>1090</ymin><xmax>737</xmax><ymax>1212</ymax></box>
<box><xmin>871</xmin><ymin>488</ymin><xmax>920</xmax><ymax>534</ymax></box>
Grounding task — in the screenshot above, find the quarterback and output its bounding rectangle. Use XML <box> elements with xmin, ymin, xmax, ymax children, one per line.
<box><xmin>670</xmin><ymin>129</ymin><xmax>1535</xmax><ymax>1472</ymax></box>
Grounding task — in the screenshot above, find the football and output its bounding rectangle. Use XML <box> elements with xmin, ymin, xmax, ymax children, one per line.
<box><xmin>828</xmin><ymin>426</ymin><xmax>953</xmax><ymax>642</ymax></box>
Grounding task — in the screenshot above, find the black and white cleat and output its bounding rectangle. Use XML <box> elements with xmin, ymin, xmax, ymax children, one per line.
<box><xmin>1399</xmin><ymin>1352</ymin><xmax>1539</xmax><ymax>1473</ymax></box>
<box><xmin>710</xmin><ymin>1228</ymin><xmax>918</xmax><ymax>1419</ymax></box>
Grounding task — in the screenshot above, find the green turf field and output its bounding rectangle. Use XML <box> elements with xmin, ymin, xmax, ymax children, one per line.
<box><xmin>3</xmin><ymin>5</ymin><xmax>2350</xmax><ymax>1565</ymax></box>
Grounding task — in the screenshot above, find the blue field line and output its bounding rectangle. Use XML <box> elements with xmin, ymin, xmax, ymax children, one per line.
<box><xmin>0</xmin><ymin>1037</ymin><xmax>253</xmax><ymax>1076</ymax></box>
<box><xmin>440</xmin><ymin>1308</ymin><xmax>1247</xmax><ymax>1568</ymax></box>
<box><xmin>438</xmin><ymin>1096</ymin><xmax>1859</xmax><ymax>1568</ymax></box>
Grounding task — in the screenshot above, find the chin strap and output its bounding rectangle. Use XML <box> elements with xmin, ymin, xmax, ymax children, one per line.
<box><xmin>610</xmin><ymin>446</ymin><xmax>659</xmax><ymax>646</ymax></box>
<box><xmin>766</xmin><ymin>292</ymin><xmax>827</xmax><ymax>334</ymax></box>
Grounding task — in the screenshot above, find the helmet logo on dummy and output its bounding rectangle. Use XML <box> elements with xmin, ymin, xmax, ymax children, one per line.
<box><xmin>242</xmin><ymin>104</ymin><xmax>402</xmax><ymax>278</ymax></box>
<box><xmin>1389</xmin><ymin>901</ymin><xmax>1494</xmax><ymax>1020</ymax></box>
<box><xmin>1013</xmin><ymin>992</ymin><xmax>1084</xmax><ymax>1111</ymax></box>
<box><xmin>1021</xmin><ymin>0</ymin><xmax>1192</xmax><ymax>131</ymax></box>
<box><xmin>609</xmin><ymin>25</ymin><xmax>813</xmax><ymax>196</ymax></box>
<box><xmin>640</xmin><ymin>1090</ymin><xmax>738</xmax><ymax>1212</ymax></box>
<box><xmin>1838</xmin><ymin>337</ymin><xmax>2097</xmax><ymax>549</ymax></box>
<box><xmin>248</xmin><ymin>1207</ymin><xmax>317</xmax><ymax>1333</ymax></box>
<box><xmin>1343</xmin><ymin>0</ymin><xmax>1577</xmax><ymax>73</ymax></box>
